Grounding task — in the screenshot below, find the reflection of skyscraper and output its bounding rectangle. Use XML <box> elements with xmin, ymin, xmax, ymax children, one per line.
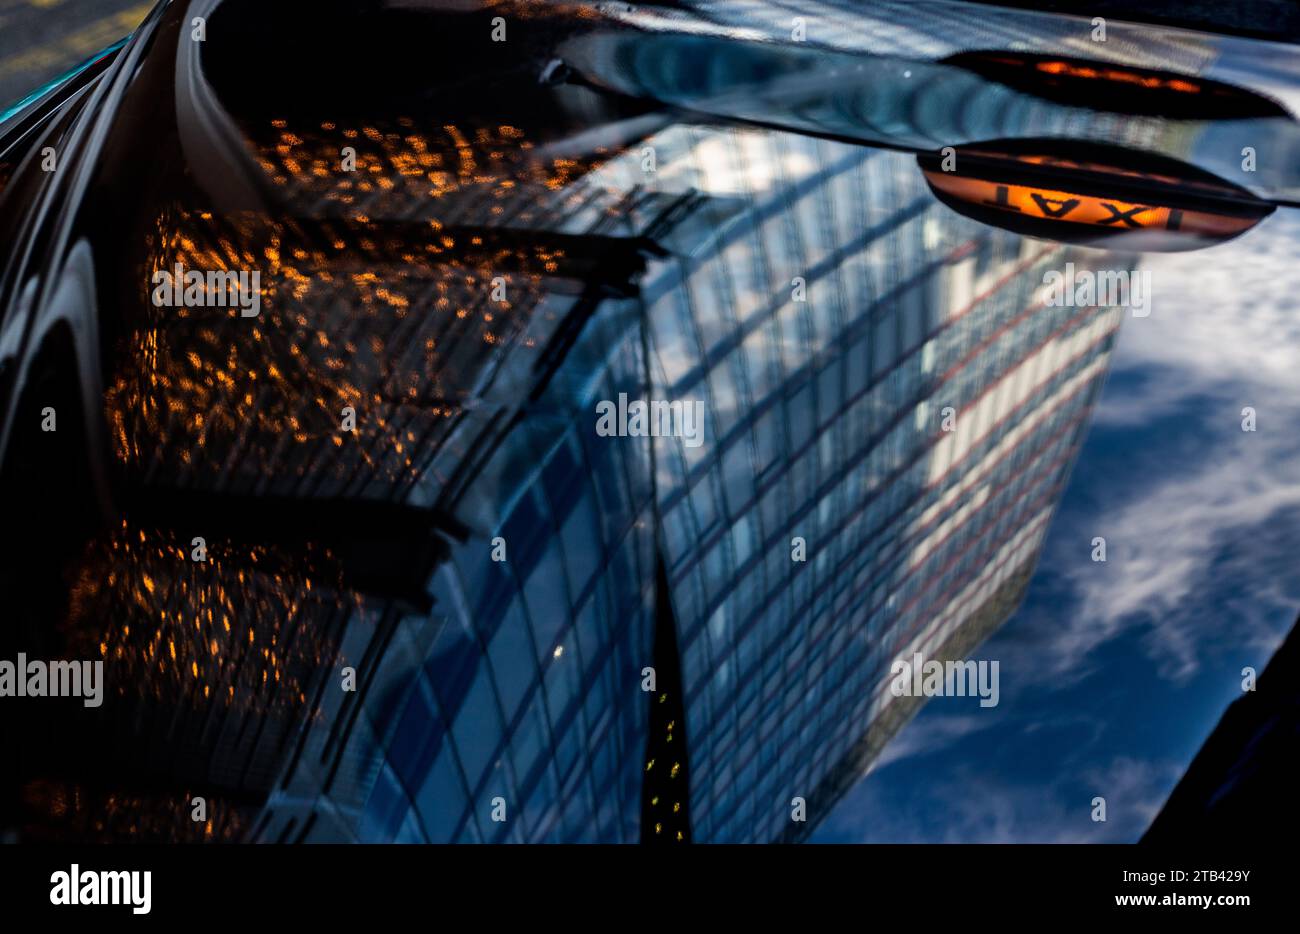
<box><xmin>616</xmin><ymin>126</ymin><xmax>1123</xmax><ymax>842</ymax></box>
<box><xmin>247</xmin><ymin>123</ymin><xmax>1123</xmax><ymax>843</ymax></box>
<box><xmin>3</xmin><ymin>0</ymin><xmax>1130</xmax><ymax>844</ymax></box>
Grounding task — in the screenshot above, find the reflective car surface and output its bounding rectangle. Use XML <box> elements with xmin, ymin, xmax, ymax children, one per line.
<box><xmin>1</xmin><ymin>0</ymin><xmax>1298</xmax><ymax>843</ymax></box>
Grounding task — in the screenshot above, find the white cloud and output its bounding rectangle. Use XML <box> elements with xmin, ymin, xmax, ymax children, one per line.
<box><xmin>1026</xmin><ymin>210</ymin><xmax>1300</xmax><ymax>681</ymax></box>
<box><xmin>821</xmin><ymin>751</ymin><xmax>1181</xmax><ymax>843</ymax></box>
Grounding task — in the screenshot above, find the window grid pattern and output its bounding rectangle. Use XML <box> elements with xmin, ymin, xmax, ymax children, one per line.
<box><xmin>353</xmin><ymin>295</ymin><xmax>659</xmax><ymax>843</ymax></box>
<box><xmin>638</xmin><ymin>128</ymin><xmax>1124</xmax><ymax>841</ymax></box>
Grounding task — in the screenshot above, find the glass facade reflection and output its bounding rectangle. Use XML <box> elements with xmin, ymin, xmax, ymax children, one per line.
<box><xmin>245</xmin><ymin>122</ymin><xmax>1124</xmax><ymax>843</ymax></box>
<box><xmin>615</xmin><ymin>126</ymin><xmax>1121</xmax><ymax>842</ymax></box>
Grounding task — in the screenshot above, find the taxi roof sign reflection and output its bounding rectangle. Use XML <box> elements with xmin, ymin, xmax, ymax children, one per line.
<box><xmin>918</xmin><ymin>142</ymin><xmax>1275</xmax><ymax>251</ymax></box>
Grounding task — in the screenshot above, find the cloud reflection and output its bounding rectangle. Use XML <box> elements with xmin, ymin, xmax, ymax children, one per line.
<box><xmin>818</xmin><ymin>209</ymin><xmax>1300</xmax><ymax>842</ymax></box>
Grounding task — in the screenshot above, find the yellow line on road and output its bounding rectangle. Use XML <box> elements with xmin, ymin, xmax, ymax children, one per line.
<box><xmin>0</xmin><ymin>3</ymin><xmax>152</xmax><ymax>80</ymax></box>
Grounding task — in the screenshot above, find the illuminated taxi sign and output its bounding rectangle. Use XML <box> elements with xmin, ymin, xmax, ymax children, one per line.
<box><xmin>917</xmin><ymin>143</ymin><xmax>1274</xmax><ymax>251</ymax></box>
<box><xmin>922</xmin><ymin>173</ymin><xmax>1258</xmax><ymax>238</ymax></box>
